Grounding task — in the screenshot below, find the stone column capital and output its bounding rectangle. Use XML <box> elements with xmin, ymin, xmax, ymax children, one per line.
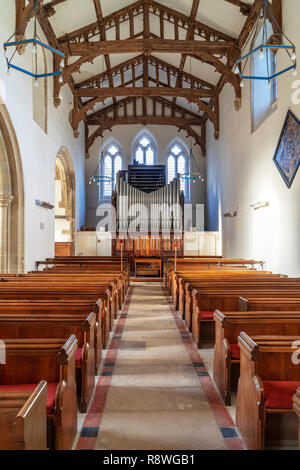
<box><xmin>0</xmin><ymin>194</ymin><xmax>13</xmax><ymax>207</ymax></box>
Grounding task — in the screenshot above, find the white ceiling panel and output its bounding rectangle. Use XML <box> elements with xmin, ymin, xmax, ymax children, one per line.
<box><xmin>49</xmin><ymin>0</ymin><xmax>96</xmax><ymax>37</ymax></box>
<box><xmin>197</xmin><ymin>0</ymin><xmax>254</xmax><ymax>38</ymax></box>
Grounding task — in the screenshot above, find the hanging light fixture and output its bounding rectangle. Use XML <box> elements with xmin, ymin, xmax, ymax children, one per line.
<box><xmin>233</xmin><ymin>0</ymin><xmax>296</xmax><ymax>85</ymax></box>
<box><xmin>88</xmin><ymin>55</ymin><xmax>113</xmax><ymax>187</ymax></box>
<box><xmin>180</xmin><ymin>147</ymin><xmax>205</xmax><ymax>183</ymax></box>
<box><xmin>180</xmin><ymin>56</ymin><xmax>205</xmax><ymax>185</ymax></box>
<box><xmin>3</xmin><ymin>0</ymin><xmax>65</xmax><ymax>81</ymax></box>
<box><xmin>88</xmin><ymin>135</ymin><xmax>113</xmax><ymax>186</ymax></box>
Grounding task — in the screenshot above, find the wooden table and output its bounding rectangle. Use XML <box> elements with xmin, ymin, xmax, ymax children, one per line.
<box><xmin>134</xmin><ymin>258</ymin><xmax>162</xmax><ymax>278</ymax></box>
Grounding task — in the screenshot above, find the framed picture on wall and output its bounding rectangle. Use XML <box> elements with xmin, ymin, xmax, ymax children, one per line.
<box><xmin>273</xmin><ymin>110</ymin><xmax>300</xmax><ymax>188</ymax></box>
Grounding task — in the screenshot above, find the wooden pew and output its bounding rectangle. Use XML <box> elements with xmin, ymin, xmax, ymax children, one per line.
<box><xmin>165</xmin><ymin>259</ymin><xmax>264</xmax><ymax>294</ymax></box>
<box><xmin>0</xmin><ymin>381</ymin><xmax>47</xmax><ymax>450</ymax></box>
<box><xmin>240</xmin><ymin>297</ymin><xmax>300</xmax><ymax>312</ymax></box>
<box><xmin>0</xmin><ymin>313</ymin><xmax>96</xmax><ymax>412</ymax></box>
<box><xmin>0</xmin><ymin>336</ymin><xmax>78</xmax><ymax>450</ymax></box>
<box><xmin>179</xmin><ymin>271</ymin><xmax>281</xmax><ymax>317</ymax></box>
<box><xmin>190</xmin><ymin>288</ymin><xmax>300</xmax><ymax>348</ymax></box>
<box><xmin>213</xmin><ymin>311</ymin><xmax>300</xmax><ymax>405</ymax></box>
<box><xmin>24</xmin><ymin>273</ymin><xmax>125</xmax><ymax>315</ymax></box>
<box><xmin>0</xmin><ymin>285</ymin><xmax>112</xmax><ymax>348</ymax></box>
<box><xmin>236</xmin><ymin>333</ymin><xmax>300</xmax><ymax>450</ymax></box>
<box><xmin>0</xmin><ymin>300</ymin><xmax>103</xmax><ymax>373</ymax></box>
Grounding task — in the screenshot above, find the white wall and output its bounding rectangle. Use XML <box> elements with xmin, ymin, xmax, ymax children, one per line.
<box><xmin>86</xmin><ymin>124</ymin><xmax>206</xmax><ymax>227</ymax></box>
<box><xmin>0</xmin><ymin>1</ymin><xmax>86</xmax><ymax>271</ymax></box>
<box><xmin>206</xmin><ymin>0</ymin><xmax>300</xmax><ymax>276</ymax></box>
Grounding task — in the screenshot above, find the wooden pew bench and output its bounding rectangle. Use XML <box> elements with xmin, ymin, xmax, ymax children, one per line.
<box><xmin>178</xmin><ymin>271</ymin><xmax>280</xmax><ymax>316</ymax></box>
<box><xmin>239</xmin><ymin>297</ymin><xmax>300</xmax><ymax>312</ymax></box>
<box><xmin>213</xmin><ymin>311</ymin><xmax>300</xmax><ymax>405</ymax></box>
<box><xmin>0</xmin><ymin>313</ymin><xmax>96</xmax><ymax>412</ymax></box>
<box><xmin>0</xmin><ymin>279</ymin><xmax>118</xmax><ymax>321</ymax></box>
<box><xmin>0</xmin><ymin>299</ymin><xmax>104</xmax><ymax>370</ymax></box>
<box><xmin>0</xmin><ymin>336</ymin><xmax>78</xmax><ymax>450</ymax></box>
<box><xmin>0</xmin><ymin>381</ymin><xmax>47</xmax><ymax>450</ymax></box>
<box><xmin>190</xmin><ymin>288</ymin><xmax>300</xmax><ymax>348</ymax></box>
<box><xmin>0</xmin><ymin>286</ymin><xmax>112</xmax><ymax>348</ymax></box>
<box><xmin>236</xmin><ymin>333</ymin><xmax>300</xmax><ymax>450</ymax></box>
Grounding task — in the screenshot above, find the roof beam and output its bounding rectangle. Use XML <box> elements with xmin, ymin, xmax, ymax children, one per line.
<box><xmin>76</xmin><ymin>87</ymin><xmax>216</xmax><ymax>98</ymax></box>
<box><xmin>59</xmin><ymin>38</ymin><xmax>239</xmax><ymax>56</ymax></box>
<box><xmin>86</xmin><ymin>115</ymin><xmax>205</xmax><ymax>154</ymax></box>
<box><xmin>72</xmin><ymin>88</ymin><xmax>218</xmax><ymax>138</ymax></box>
<box><xmin>88</xmin><ymin>95</ymin><xmax>204</xmax><ymax>121</ymax></box>
<box><xmin>88</xmin><ymin>116</ymin><xmax>202</xmax><ymax>126</ymax></box>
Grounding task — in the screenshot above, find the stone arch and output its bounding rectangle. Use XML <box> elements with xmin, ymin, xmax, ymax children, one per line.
<box><xmin>0</xmin><ymin>104</ymin><xmax>24</xmax><ymax>272</ymax></box>
<box><xmin>55</xmin><ymin>147</ymin><xmax>76</xmax><ymax>255</ymax></box>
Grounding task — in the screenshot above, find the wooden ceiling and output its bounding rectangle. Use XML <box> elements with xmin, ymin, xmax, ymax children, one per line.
<box><xmin>17</xmin><ymin>0</ymin><xmax>282</xmax><ymax>155</ymax></box>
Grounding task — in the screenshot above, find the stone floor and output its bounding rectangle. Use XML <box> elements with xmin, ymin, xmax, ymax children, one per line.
<box><xmin>75</xmin><ymin>283</ymin><xmax>244</xmax><ymax>451</ymax></box>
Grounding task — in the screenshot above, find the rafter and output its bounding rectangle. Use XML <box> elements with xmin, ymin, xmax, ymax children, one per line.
<box><xmin>88</xmin><ymin>95</ymin><xmax>204</xmax><ymax>122</ymax></box>
<box><xmin>74</xmin><ymin>54</ymin><xmax>215</xmax><ymax>92</ymax></box>
<box><xmin>15</xmin><ymin>0</ymin><xmax>35</xmax><ymax>41</ymax></box>
<box><xmin>190</xmin><ymin>53</ymin><xmax>241</xmax><ymax>103</ymax></box>
<box><xmin>86</xmin><ymin>97</ymin><xmax>206</xmax><ymax>155</ymax></box>
<box><xmin>86</xmin><ymin>120</ymin><xmax>205</xmax><ymax>155</ymax></box>
<box><xmin>73</xmin><ymin>87</ymin><xmax>217</xmax><ymax>139</ymax></box>
<box><xmin>58</xmin><ymin>0</ymin><xmax>236</xmax><ymax>45</ymax></box>
<box><xmin>172</xmin><ymin>0</ymin><xmax>200</xmax><ymax>122</ymax></box>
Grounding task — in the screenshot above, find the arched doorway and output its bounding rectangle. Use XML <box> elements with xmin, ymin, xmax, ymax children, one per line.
<box><xmin>55</xmin><ymin>148</ymin><xmax>76</xmax><ymax>256</ymax></box>
<box><xmin>0</xmin><ymin>105</ymin><xmax>24</xmax><ymax>272</ymax></box>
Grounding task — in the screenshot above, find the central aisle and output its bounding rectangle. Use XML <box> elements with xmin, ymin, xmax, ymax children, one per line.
<box><xmin>77</xmin><ymin>283</ymin><xmax>244</xmax><ymax>450</ymax></box>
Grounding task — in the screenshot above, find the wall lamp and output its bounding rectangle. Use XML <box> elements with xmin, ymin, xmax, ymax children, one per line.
<box><xmin>250</xmin><ymin>201</ymin><xmax>270</xmax><ymax>211</ymax></box>
<box><xmin>223</xmin><ymin>210</ymin><xmax>238</xmax><ymax>218</ymax></box>
<box><xmin>35</xmin><ymin>200</ymin><xmax>54</xmax><ymax>210</ymax></box>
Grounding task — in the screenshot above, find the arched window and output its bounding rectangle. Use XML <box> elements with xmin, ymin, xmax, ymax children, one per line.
<box><xmin>102</xmin><ymin>143</ymin><xmax>123</xmax><ymax>197</ymax></box>
<box><xmin>166</xmin><ymin>142</ymin><xmax>189</xmax><ymax>196</ymax></box>
<box><xmin>251</xmin><ymin>20</ymin><xmax>277</xmax><ymax>131</ymax></box>
<box><xmin>167</xmin><ymin>155</ymin><xmax>175</xmax><ymax>183</ymax></box>
<box><xmin>32</xmin><ymin>36</ymin><xmax>48</xmax><ymax>133</ymax></box>
<box><xmin>133</xmin><ymin>133</ymin><xmax>156</xmax><ymax>165</ymax></box>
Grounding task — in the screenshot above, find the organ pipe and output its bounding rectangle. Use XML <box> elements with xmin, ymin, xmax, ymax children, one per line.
<box><xmin>115</xmin><ymin>177</ymin><xmax>182</xmax><ymax>234</ymax></box>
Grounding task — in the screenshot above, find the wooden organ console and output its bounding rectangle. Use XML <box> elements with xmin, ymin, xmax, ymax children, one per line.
<box><xmin>112</xmin><ymin>164</ymin><xmax>184</xmax><ymax>274</ymax></box>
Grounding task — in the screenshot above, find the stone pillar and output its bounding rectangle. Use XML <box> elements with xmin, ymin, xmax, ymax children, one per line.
<box><xmin>0</xmin><ymin>194</ymin><xmax>13</xmax><ymax>273</ymax></box>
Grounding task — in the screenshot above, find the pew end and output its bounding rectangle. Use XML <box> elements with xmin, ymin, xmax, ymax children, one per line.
<box><xmin>0</xmin><ymin>381</ymin><xmax>47</xmax><ymax>450</ymax></box>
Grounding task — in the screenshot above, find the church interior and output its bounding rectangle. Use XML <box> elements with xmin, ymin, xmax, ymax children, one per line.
<box><xmin>0</xmin><ymin>0</ymin><xmax>300</xmax><ymax>453</ymax></box>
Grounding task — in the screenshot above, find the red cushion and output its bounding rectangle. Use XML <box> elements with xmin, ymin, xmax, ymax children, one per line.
<box><xmin>200</xmin><ymin>311</ymin><xmax>214</xmax><ymax>320</ymax></box>
<box><xmin>262</xmin><ymin>380</ymin><xmax>300</xmax><ymax>410</ymax></box>
<box><xmin>75</xmin><ymin>347</ymin><xmax>83</xmax><ymax>366</ymax></box>
<box><xmin>230</xmin><ymin>344</ymin><xmax>240</xmax><ymax>360</ymax></box>
<box><xmin>0</xmin><ymin>382</ymin><xmax>58</xmax><ymax>414</ymax></box>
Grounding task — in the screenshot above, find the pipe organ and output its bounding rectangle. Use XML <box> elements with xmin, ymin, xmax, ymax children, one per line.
<box><xmin>112</xmin><ymin>165</ymin><xmax>184</xmax><ymax>264</ymax></box>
